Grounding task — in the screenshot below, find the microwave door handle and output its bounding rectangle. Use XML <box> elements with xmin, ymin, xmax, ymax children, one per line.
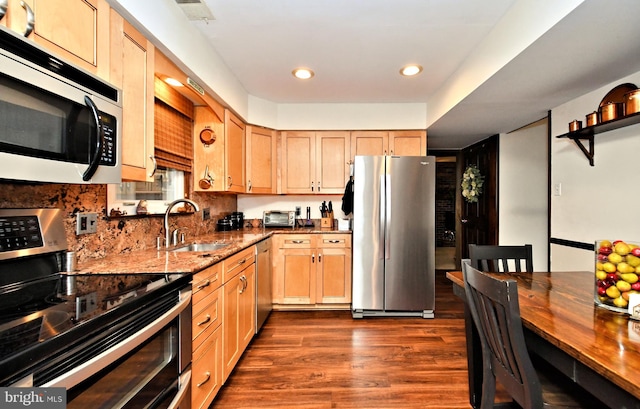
<box><xmin>82</xmin><ymin>96</ymin><xmax>104</xmax><ymax>181</ymax></box>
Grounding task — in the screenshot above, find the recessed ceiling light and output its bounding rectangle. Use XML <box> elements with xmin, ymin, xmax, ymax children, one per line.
<box><xmin>164</xmin><ymin>77</ymin><xmax>183</xmax><ymax>87</ymax></box>
<box><xmin>292</xmin><ymin>68</ymin><xmax>315</xmax><ymax>80</ymax></box>
<box><xmin>400</xmin><ymin>64</ymin><xmax>423</xmax><ymax>77</ymax></box>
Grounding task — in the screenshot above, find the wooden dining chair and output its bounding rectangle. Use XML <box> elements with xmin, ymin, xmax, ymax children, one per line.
<box><xmin>468</xmin><ymin>243</ymin><xmax>533</xmax><ymax>272</ymax></box>
<box><xmin>461</xmin><ymin>261</ymin><xmax>601</xmax><ymax>408</ymax></box>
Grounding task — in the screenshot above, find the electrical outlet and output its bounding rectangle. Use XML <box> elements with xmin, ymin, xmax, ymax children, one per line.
<box><xmin>295</xmin><ymin>206</ymin><xmax>301</xmax><ymax>216</ymax></box>
<box><xmin>553</xmin><ymin>183</ymin><xmax>562</xmax><ymax>197</ymax></box>
<box><xmin>76</xmin><ymin>212</ymin><xmax>98</xmax><ymax>235</ymax></box>
<box><xmin>203</xmin><ymin>207</ymin><xmax>211</xmax><ymax>220</ymax></box>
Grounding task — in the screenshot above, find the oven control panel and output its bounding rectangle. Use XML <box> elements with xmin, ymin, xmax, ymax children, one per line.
<box><xmin>0</xmin><ymin>215</ymin><xmax>43</xmax><ymax>252</ymax></box>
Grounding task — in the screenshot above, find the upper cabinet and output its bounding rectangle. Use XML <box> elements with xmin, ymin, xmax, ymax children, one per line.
<box><xmin>281</xmin><ymin>131</ymin><xmax>350</xmax><ymax>194</ymax></box>
<box><xmin>110</xmin><ymin>10</ymin><xmax>155</xmax><ymax>181</ymax></box>
<box><xmin>2</xmin><ymin>0</ymin><xmax>110</xmax><ymax>79</ymax></box>
<box><xmin>351</xmin><ymin>130</ymin><xmax>426</xmax><ymax>159</ymax></box>
<box><xmin>246</xmin><ymin>125</ymin><xmax>276</xmax><ymax>194</ymax></box>
<box><xmin>225</xmin><ymin>110</ymin><xmax>246</xmax><ymax>193</ymax></box>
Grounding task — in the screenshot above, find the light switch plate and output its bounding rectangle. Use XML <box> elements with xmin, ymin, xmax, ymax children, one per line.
<box><xmin>76</xmin><ymin>212</ymin><xmax>98</xmax><ymax>235</ymax></box>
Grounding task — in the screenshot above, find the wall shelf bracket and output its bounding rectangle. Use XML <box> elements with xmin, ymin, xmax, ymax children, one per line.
<box><xmin>569</xmin><ymin>134</ymin><xmax>595</xmax><ymax>166</ymax></box>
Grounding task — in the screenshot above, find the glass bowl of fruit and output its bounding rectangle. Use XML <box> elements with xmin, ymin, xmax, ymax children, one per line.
<box><xmin>595</xmin><ymin>240</ymin><xmax>640</xmax><ymax>313</ymax></box>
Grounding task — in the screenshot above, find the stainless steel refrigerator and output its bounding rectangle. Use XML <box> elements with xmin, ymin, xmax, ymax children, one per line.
<box><xmin>351</xmin><ymin>155</ymin><xmax>435</xmax><ymax>318</ymax></box>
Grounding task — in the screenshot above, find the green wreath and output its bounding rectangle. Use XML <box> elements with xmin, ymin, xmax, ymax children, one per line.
<box><xmin>461</xmin><ymin>165</ymin><xmax>484</xmax><ymax>203</ymax></box>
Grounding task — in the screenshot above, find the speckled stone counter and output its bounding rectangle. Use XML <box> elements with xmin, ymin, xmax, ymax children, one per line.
<box><xmin>74</xmin><ymin>227</ymin><xmax>350</xmax><ymax>275</ymax></box>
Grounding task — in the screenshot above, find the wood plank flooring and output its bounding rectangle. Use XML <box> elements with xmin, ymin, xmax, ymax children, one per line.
<box><xmin>210</xmin><ymin>272</ymin><xmax>473</xmax><ymax>409</ymax></box>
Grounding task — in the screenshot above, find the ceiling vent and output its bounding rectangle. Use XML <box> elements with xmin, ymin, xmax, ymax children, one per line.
<box><xmin>175</xmin><ymin>0</ymin><xmax>215</xmax><ymax>22</ymax></box>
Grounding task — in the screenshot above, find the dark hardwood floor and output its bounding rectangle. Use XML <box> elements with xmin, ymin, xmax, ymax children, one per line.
<box><xmin>210</xmin><ymin>271</ymin><xmax>475</xmax><ymax>408</ymax></box>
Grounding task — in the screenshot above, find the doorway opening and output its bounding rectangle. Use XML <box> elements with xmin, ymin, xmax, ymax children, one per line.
<box><xmin>433</xmin><ymin>155</ymin><xmax>457</xmax><ymax>271</ymax></box>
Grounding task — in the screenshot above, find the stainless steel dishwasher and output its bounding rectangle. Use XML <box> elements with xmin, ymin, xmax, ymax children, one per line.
<box><xmin>255</xmin><ymin>239</ymin><xmax>273</xmax><ymax>332</ymax></box>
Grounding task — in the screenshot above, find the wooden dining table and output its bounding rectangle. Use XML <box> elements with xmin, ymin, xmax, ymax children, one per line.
<box><xmin>447</xmin><ymin>270</ymin><xmax>640</xmax><ymax>409</ymax></box>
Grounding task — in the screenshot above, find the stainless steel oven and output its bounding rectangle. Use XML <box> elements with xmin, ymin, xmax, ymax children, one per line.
<box><xmin>0</xmin><ymin>209</ymin><xmax>191</xmax><ymax>409</ymax></box>
<box><xmin>0</xmin><ymin>25</ymin><xmax>122</xmax><ymax>184</ymax></box>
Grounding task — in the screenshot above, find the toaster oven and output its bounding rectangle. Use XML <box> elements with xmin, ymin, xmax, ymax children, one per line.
<box><xmin>263</xmin><ymin>210</ymin><xmax>295</xmax><ymax>227</ymax></box>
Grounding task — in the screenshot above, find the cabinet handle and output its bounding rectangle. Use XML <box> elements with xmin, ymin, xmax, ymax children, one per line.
<box><xmin>197</xmin><ymin>314</ymin><xmax>211</xmax><ymax>326</ymax></box>
<box><xmin>197</xmin><ymin>372</ymin><xmax>211</xmax><ymax>387</ymax></box>
<box><xmin>248</xmin><ymin>179</ymin><xmax>252</xmax><ymax>191</ymax></box>
<box><xmin>317</xmin><ymin>181</ymin><xmax>321</xmax><ymax>192</ymax></box>
<box><xmin>196</xmin><ymin>279</ymin><xmax>210</xmax><ymax>290</ymax></box>
<box><xmin>228</xmin><ymin>176</ymin><xmax>233</xmax><ymax>188</ymax></box>
<box><xmin>239</xmin><ymin>258</ymin><xmax>247</xmax><ymax>265</ymax></box>
<box><xmin>328</xmin><ymin>240</ymin><xmax>341</xmax><ymax>243</ymax></box>
<box><xmin>149</xmin><ymin>155</ymin><xmax>157</xmax><ymax>178</ymax></box>
<box><xmin>20</xmin><ymin>1</ymin><xmax>34</xmax><ymax>37</ymax></box>
<box><xmin>318</xmin><ymin>253</ymin><xmax>322</xmax><ymax>263</ymax></box>
<box><xmin>0</xmin><ymin>0</ymin><xmax>7</xmax><ymax>21</ymax></box>
<box><xmin>292</xmin><ymin>240</ymin><xmax>304</xmax><ymax>244</ymax></box>
<box><xmin>312</xmin><ymin>253</ymin><xmax>315</xmax><ymax>263</ymax></box>
<box><xmin>311</xmin><ymin>181</ymin><xmax>314</xmax><ymax>192</ymax></box>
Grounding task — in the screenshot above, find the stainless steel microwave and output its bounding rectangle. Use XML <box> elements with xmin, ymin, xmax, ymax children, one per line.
<box><xmin>0</xmin><ymin>26</ymin><xmax>122</xmax><ymax>184</ymax></box>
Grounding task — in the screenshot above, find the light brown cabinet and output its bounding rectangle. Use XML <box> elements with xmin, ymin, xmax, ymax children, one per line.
<box><xmin>191</xmin><ymin>263</ymin><xmax>223</xmax><ymax>409</ymax></box>
<box><xmin>222</xmin><ymin>246</ymin><xmax>255</xmax><ymax>381</ymax></box>
<box><xmin>351</xmin><ymin>130</ymin><xmax>426</xmax><ymax>159</ymax></box>
<box><xmin>281</xmin><ymin>131</ymin><xmax>350</xmax><ymax>194</ymax></box>
<box><xmin>110</xmin><ymin>10</ymin><xmax>155</xmax><ymax>181</ymax></box>
<box><xmin>2</xmin><ymin>0</ymin><xmax>110</xmax><ymax>79</ymax></box>
<box><xmin>246</xmin><ymin>125</ymin><xmax>277</xmax><ymax>194</ymax></box>
<box><xmin>272</xmin><ymin>234</ymin><xmax>351</xmax><ymax>307</ymax></box>
<box><xmin>225</xmin><ymin>110</ymin><xmax>246</xmax><ymax>193</ymax></box>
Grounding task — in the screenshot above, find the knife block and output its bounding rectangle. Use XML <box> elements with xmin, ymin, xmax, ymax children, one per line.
<box><xmin>321</xmin><ymin>212</ymin><xmax>334</xmax><ymax>229</ymax></box>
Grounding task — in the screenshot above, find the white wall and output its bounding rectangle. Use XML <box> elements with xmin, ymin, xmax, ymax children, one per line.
<box><xmin>499</xmin><ymin>119</ymin><xmax>548</xmax><ymax>270</ymax></box>
<box><xmin>237</xmin><ymin>194</ymin><xmax>346</xmax><ymax>221</ymax></box>
<box><xmin>550</xmin><ymin>70</ymin><xmax>640</xmax><ymax>271</ymax></box>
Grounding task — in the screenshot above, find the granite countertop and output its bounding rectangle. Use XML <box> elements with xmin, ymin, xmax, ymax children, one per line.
<box><xmin>74</xmin><ymin>226</ymin><xmax>350</xmax><ymax>275</ymax></box>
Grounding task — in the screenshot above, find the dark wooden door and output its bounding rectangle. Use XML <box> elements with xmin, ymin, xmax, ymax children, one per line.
<box><xmin>459</xmin><ymin>135</ymin><xmax>498</xmax><ymax>260</ymax></box>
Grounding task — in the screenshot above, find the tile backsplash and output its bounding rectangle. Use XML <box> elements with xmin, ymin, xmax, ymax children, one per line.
<box><xmin>0</xmin><ymin>182</ymin><xmax>236</xmax><ymax>263</ymax></box>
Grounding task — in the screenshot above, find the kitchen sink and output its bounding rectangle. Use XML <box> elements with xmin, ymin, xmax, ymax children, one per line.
<box><xmin>171</xmin><ymin>242</ymin><xmax>231</xmax><ymax>252</ymax></box>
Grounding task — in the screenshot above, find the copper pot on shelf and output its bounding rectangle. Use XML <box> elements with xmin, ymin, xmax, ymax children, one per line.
<box><xmin>585</xmin><ymin>111</ymin><xmax>599</xmax><ymax>127</ymax></box>
<box><xmin>599</xmin><ymin>102</ymin><xmax>622</xmax><ymax>122</ymax></box>
<box><xmin>568</xmin><ymin>119</ymin><xmax>582</xmax><ymax>132</ymax></box>
<box><xmin>624</xmin><ymin>89</ymin><xmax>640</xmax><ymax>115</ymax></box>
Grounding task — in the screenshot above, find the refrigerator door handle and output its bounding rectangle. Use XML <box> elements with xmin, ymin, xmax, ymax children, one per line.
<box><xmin>385</xmin><ymin>174</ymin><xmax>391</xmax><ymax>259</ymax></box>
<box><xmin>379</xmin><ymin>175</ymin><xmax>386</xmax><ymax>259</ymax></box>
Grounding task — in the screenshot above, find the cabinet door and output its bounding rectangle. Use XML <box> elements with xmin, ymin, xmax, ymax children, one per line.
<box><xmin>275</xmin><ymin>247</ymin><xmax>315</xmax><ymax>304</ymax></box>
<box><xmin>193</xmin><ymin>106</ymin><xmax>225</xmax><ymax>192</ymax></box>
<box><xmin>246</xmin><ymin>125</ymin><xmax>276</xmax><ymax>194</ymax></box>
<box><xmin>17</xmin><ymin>0</ymin><xmax>110</xmax><ymax>78</ymax></box>
<box><xmin>281</xmin><ymin>131</ymin><xmax>315</xmax><ymax>194</ymax></box>
<box><xmin>238</xmin><ymin>264</ymin><xmax>256</xmax><ymax>351</ymax></box>
<box><xmin>192</xmin><ymin>325</ymin><xmax>222</xmax><ymax>409</ymax></box>
<box><xmin>389</xmin><ymin>130</ymin><xmax>426</xmax><ymax>156</ymax></box>
<box><xmin>316</xmin><ymin>131</ymin><xmax>350</xmax><ymax>194</ymax></box>
<box><xmin>351</xmin><ymin>131</ymin><xmax>389</xmax><ymax>159</ymax></box>
<box><xmin>222</xmin><ymin>273</ymin><xmax>242</xmax><ymax>382</ymax></box>
<box><xmin>110</xmin><ymin>11</ymin><xmax>155</xmax><ymax>181</ymax></box>
<box><xmin>225</xmin><ymin>110</ymin><xmax>246</xmax><ymax>193</ymax></box>
<box><xmin>316</xmin><ymin>235</ymin><xmax>352</xmax><ymax>304</ymax></box>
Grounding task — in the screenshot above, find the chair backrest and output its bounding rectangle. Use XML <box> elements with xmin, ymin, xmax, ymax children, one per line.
<box><xmin>462</xmin><ymin>261</ymin><xmax>542</xmax><ymax>409</ymax></box>
<box><xmin>468</xmin><ymin>244</ymin><xmax>533</xmax><ymax>273</ymax></box>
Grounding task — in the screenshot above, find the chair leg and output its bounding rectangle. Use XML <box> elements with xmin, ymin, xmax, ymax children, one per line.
<box><xmin>480</xmin><ymin>363</ymin><xmax>497</xmax><ymax>409</ymax></box>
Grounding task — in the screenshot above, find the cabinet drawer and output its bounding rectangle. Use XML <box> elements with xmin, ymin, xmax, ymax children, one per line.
<box><xmin>192</xmin><ymin>287</ymin><xmax>221</xmax><ymax>351</ymax></box>
<box><xmin>280</xmin><ymin>235</ymin><xmax>313</xmax><ymax>248</ymax></box>
<box><xmin>192</xmin><ymin>263</ymin><xmax>222</xmax><ymax>308</ymax></box>
<box><xmin>319</xmin><ymin>234</ymin><xmax>351</xmax><ymax>248</ymax></box>
<box><xmin>192</xmin><ymin>325</ymin><xmax>222</xmax><ymax>409</ymax></box>
<box><xmin>223</xmin><ymin>246</ymin><xmax>255</xmax><ymax>282</ymax></box>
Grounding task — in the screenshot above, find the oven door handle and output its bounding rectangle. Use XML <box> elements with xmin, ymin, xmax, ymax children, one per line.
<box><xmin>167</xmin><ymin>369</ymin><xmax>191</xmax><ymax>409</ymax></box>
<box><xmin>43</xmin><ymin>289</ymin><xmax>192</xmax><ymax>389</ymax></box>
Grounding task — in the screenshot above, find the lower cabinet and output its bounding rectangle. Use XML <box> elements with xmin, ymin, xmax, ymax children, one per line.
<box><xmin>272</xmin><ymin>234</ymin><xmax>351</xmax><ymax>308</ymax></box>
<box><xmin>191</xmin><ymin>264</ymin><xmax>223</xmax><ymax>409</ymax></box>
<box><xmin>222</xmin><ymin>246</ymin><xmax>256</xmax><ymax>382</ymax></box>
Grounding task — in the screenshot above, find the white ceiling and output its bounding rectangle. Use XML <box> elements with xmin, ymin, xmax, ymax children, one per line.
<box><xmin>178</xmin><ymin>0</ymin><xmax>640</xmax><ymax>149</ymax></box>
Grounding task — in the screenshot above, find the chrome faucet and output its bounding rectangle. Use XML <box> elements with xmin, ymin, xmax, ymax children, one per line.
<box><xmin>164</xmin><ymin>198</ymin><xmax>200</xmax><ymax>248</ymax></box>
